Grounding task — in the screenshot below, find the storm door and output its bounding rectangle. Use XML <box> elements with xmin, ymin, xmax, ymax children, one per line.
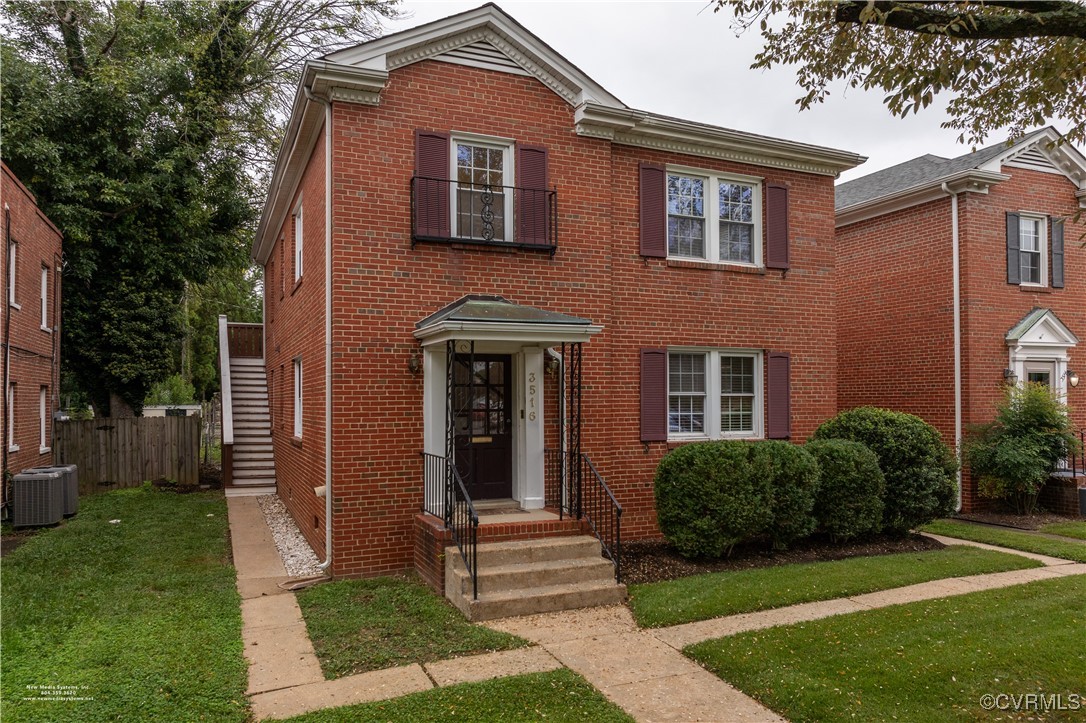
<box><xmin>452</xmin><ymin>354</ymin><xmax>513</xmax><ymax>499</ymax></box>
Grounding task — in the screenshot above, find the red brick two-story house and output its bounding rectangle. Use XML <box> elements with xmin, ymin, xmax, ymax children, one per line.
<box><xmin>2</xmin><ymin>162</ymin><xmax>64</xmax><ymax>508</ymax></box>
<box><xmin>237</xmin><ymin>4</ymin><xmax>864</xmax><ymax>614</ymax></box>
<box><xmin>835</xmin><ymin>128</ymin><xmax>1086</xmax><ymax>515</ymax></box>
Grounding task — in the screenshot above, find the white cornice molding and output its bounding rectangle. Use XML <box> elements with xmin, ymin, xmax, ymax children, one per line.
<box><xmin>835</xmin><ymin>169</ymin><xmax>1009</xmax><ymax>228</ymax></box>
<box><xmin>576</xmin><ymin>102</ymin><xmax>865</xmax><ymax>177</ymax></box>
<box><xmin>414</xmin><ymin>320</ymin><xmax>603</xmax><ymax>347</ymax></box>
<box><xmin>979</xmin><ymin>127</ymin><xmax>1086</xmax><ymax>189</ymax></box>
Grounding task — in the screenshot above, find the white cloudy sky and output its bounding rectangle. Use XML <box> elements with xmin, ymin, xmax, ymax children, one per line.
<box><xmin>384</xmin><ymin>0</ymin><xmax>1016</xmax><ymax>182</ymax></box>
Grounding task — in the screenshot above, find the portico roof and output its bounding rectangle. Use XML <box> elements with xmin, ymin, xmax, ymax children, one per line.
<box><xmin>414</xmin><ymin>295</ymin><xmax>601</xmax><ymax>346</ymax></box>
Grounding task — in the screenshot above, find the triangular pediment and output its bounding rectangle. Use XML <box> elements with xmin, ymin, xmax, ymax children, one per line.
<box><xmin>324</xmin><ymin>4</ymin><xmax>624</xmax><ymax>109</ymax></box>
<box><xmin>1006</xmin><ymin>308</ymin><xmax>1079</xmax><ymax>347</ymax></box>
<box><xmin>977</xmin><ymin>127</ymin><xmax>1086</xmax><ymax>192</ymax></box>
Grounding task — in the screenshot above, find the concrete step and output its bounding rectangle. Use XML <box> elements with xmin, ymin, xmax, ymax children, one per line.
<box><xmin>231</xmin><ymin>358</ymin><xmax>265</xmax><ymax>367</ymax></box>
<box><xmin>233</xmin><ymin>469</ymin><xmax>276</xmax><ymax>482</ymax></box>
<box><xmin>450</xmin><ymin>579</ymin><xmax>627</xmax><ymax>622</ymax></box>
<box><xmin>226</xmin><ymin>485</ymin><xmax>276</xmax><ymax>497</ymax></box>
<box><xmin>450</xmin><ymin>556</ymin><xmax>617</xmax><ymax>596</ymax></box>
<box><xmin>469</xmin><ymin>536</ymin><xmax>604</xmax><ymax>567</ymax></box>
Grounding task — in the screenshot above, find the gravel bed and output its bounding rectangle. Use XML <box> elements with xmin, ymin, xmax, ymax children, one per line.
<box><xmin>256</xmin><ymin>495</ymin><xmax>323</xmax><ymax>577</ymax></box>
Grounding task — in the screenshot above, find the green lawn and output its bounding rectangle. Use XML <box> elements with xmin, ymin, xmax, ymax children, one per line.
<box><xmin>687</xmin><ymin>575</ymin><xmax>1085</xmax><ymax>722</ymax></box>
<box><xmin>627</xmin><ymin>547</ymin><xmax>1040</xmax><ymax>628</ymax></box>
<box><xmin>1040</xmin><ymin>521</ymin><xmax>1086</xmax><ymax>541</ymax></box>
<box><xmin>1</xmin><ymin>486</ymin><xmax>248</xmax><ymax>722</ymax></box>
<box><xmin>922</xmin><ymin>519</ymin><xmax>1086</xmax><ymax>562</ymax></box>
<box><xmin>296</xmin><ymin>576</ymin><xmax>528</xmax><ymax>679</ymax></box>
<box><xmin>283</xmin><ymin>670</ymin><xmax>634</xmax><ymax>722</ymax></box>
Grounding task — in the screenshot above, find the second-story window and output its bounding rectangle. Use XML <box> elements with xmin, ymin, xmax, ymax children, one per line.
<box><xmin>1019</xmin><ymin>215</ymin><xmax>1045</xmax><ymax>285</ymax></box>
<box><xmin>453</xmin><ymin>137</ymin><xmax>513</xmax><ymax>242</ymax></box>
<box><xmin>667</xmin><ymin>169</ymin><xmax>762</xmax><ymax>266</ymax></box>
<box><xmin>293</xmin><ymin>200</ymin><xmax>303</xmax><ymax>282</ymax></box>
<box><xmin>8</xmin><ymin>241</ymin><xmax>17</xmax><ymax>308</ymax></box>
<box><xmin>40</xmin><ymin>265</ymin><xmax>49</xmax><ymax>331</ymax></box>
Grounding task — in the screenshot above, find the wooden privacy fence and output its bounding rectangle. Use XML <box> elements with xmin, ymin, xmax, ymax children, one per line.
<box><xmin>55</xmin><ymin>416</ymin><xmax>200</xmax><ymax>494</ymax></box>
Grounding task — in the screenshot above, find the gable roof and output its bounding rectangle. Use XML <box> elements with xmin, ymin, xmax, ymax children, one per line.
<box><xmin>836</xmin><ymin>127</ymin><xmax>1086</xmax><ymax>226</ymax></box>
<box><xmin>252</xmin><ymin>4</ymin><xmax>865</xmax><ymax>262</ymax></box>
<box><xmin>415</xmin><ymin>295</ymin><xmax>593</xmax><ymax>329</ymax></box>
<box><xmin>1006</xmin><ymin>308</ymin><xmax>1078</xmax><ymax>346</ymax></box>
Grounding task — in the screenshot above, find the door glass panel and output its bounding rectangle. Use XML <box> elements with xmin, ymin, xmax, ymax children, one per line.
<box><xmin>1027</xmin><ymin>371</ymin><xmax>1051</xmax><ymax>386</ymax></box>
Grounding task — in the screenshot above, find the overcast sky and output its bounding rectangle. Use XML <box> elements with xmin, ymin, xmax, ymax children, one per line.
<box><xmin>385</xmin><ymin>0</ymin><xmax>1015</xmax><ymax>183</ymax></box>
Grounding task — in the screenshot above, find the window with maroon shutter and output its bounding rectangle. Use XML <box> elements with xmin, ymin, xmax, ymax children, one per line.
<box><xmin>414</xmin><ymin>129</ymin><xmax>450</xmax><ymax>238</ymax></box>
<box><xmin>766</xmin><ymin>184</ymin><xmax>789</xmax><ymax>270</ymax></box>
<box><xmin>766</xmin><ymin>351</ymin><xmax>791</xmax><ymax>439</ymax></box>
<box><xmin>640</xmin><ymin>348</ymin><xmax>667</xmax><ymax>442</ymax></box>
<box><xmin>516</xmin><ymin>144</ymin><xmax>549</xmax><ymax>246</ymax></box>
<box><xmin>640</xmin><ymin>163</ymin><xmax>666</xmax><ymax>258</ymax></box>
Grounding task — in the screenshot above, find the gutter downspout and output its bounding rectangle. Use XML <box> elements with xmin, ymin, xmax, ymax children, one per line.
<box><xmin>941</xmin><ymin>182</ymin><xmax>963</xmax><ymax>512</ymax></box>
<box><xmin>304</xmin><ymin>85</ymin><xmax>334</xmax><ymax>572</ymax></box>
<box><xmin>2</xmin><ymin>206</ymin><xmax>11</xmax><ymax>510</ymax></box>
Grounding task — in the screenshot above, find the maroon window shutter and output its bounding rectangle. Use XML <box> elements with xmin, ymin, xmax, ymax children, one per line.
<box><xmin>640</xmin><ymin>163</ymin><xmax>667</xmax><ymax>258</ymax></box>
<box><xmin>414</xmin><ymin>129</ymin><xmax>450</xmax><ymax>238</ymax></box>
<box><xmin>766</xmin><ymin>184</ymin><xmax>790</xmax><ymax>270</ymax></box>
<box><xmin>641</xmin><ymin>348</ymin><xmax>667</xmax><ymax>442</ymax></box>
<box><xmin>516</xmin><ymin>144</ymin><xmax>549</xmax><ymax>246</ymax></box>
<box><xmin>766</xmin><ymin>351</ymin><xmax>791</xmax><ymax>439</ymax></box>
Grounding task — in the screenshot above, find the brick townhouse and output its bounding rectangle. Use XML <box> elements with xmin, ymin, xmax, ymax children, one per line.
<box><xmin>2</xmin><ymin>162</ymin><xmax>64</xmax><ymax>508</ymax></box>
<box><xmin>234</xmin><ymin>4</ymin><xmax>864</xmax><ymax>613</ymax></box>
<box><xmin>835</xmin><ymin>128</ymin><xmax>1086</xmax><ymax>515</ymax></box>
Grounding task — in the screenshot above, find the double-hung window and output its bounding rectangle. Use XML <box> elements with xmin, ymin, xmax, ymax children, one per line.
<box><xmin>293</xmin><ymin>358</ymin><xmax>302</xmax><ymax>438</ymax></box>
<box><xmin>8</xmin><ymin>241</ymin><xmax>18</xmax><ymax>308</ymax></box>
<box><xmin>1018</xmin><ymin>215</ymin><xmax>1045</xmax><ymax>285</ymax></box>
<box><xmin>39</xmin><ymin>386</ymin><xmax>49</xmax><ymax>453</ymax></box>
<box><xmin>668</xmin><ymin>350</ymin><xmax>762</xmax><ymax>439</ymax></box>
<box><xmin>40</xmin><ymin>266</ymin><xmax>50</xmax><ymax>331</ymax></box>
<box><xmin>293</xmin><ymin>200</ymin><xmax>303</xmax><ymax>282</ymax></box>
<box><xmin>452</xmin><ymin>135</ymin><xmax>513</xmax><ymax>242</ymax></box>
<box><xmin>667</xmin><ymin>169</ymin><xmax>761</xmax><ymax>266</ymax></box>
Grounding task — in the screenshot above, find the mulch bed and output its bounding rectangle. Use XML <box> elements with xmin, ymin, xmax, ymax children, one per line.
<box><xmin>954</xmin><ymin>511</ymin><xmax>1077</xmax><ymax>531</ymax></box>
<box><xmin>622</xmin><ymin>533</ymin><xmax>943</xmax><ymax>585</ymax></box>
<box><xmin>199</xmin><ymin>463</ymin><xmax>223</xmax><ymax>489</ymax></box>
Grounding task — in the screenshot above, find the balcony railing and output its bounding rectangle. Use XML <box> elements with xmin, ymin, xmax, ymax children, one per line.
<box><xmin>411</xmin><ymin>176</ymin><xmax>557</xmax><ymax>254</ymax></box>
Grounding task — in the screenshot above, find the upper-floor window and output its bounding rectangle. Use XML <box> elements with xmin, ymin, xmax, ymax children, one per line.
<box><xmin>1008</xmin><ymin>212</ymin><xmax>1063</xmax><ymax>289</ymax></box>
<box><xmin>1018</xmin><ymin>215</ymin><xmax>1045</xmax><ymax>285</ymax></box>
<box><xmin>668</xmin><ymin>349</ymin><xmax>763</xmax><ymax>439</ymax></box>
<box><xmin>667</xmin><ymin>169</ymin><xmax>762</xmax><ymax>266</ymax></box>
<box><xmin>40</xmin><ymin>265</ymin><xmax>50</xmax><ymax>331</ymax></box>
<box><xmin>8</xmin><ymin>241</ymin><xmax>17</xmax><ymax>308</ymax></box>
<box><xmin>453</xmin><ymin>135</ymin><xmax>513</xmax><ymax>243</ymax></box>
<box><xmin>293</xmin><ymin>357</ymin><xmax>302</xmax><ymax>438</ymax></box>
<box><xmin>293</xmin><ymin>201</ymin><xmax>303</xmax><ymax>282</ymax></box>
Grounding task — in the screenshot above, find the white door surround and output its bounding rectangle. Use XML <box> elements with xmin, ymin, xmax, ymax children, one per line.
<box><xmin>1006</xmin><ymin>308</ymin><xmax>1079</xmax><ymax>400</ymax></box>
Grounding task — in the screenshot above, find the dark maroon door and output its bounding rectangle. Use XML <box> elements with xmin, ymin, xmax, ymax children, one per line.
<box><xmin>452</xmin><ymin>354</ymin><xmax>513</xmax><ymax>500</ymax></box>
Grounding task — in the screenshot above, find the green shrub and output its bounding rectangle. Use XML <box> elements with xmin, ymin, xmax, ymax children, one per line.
<box><xmin>752</xmin><ymin>441</ymin><xmax>820</xmax><ymax>549</ymax></box>
<box><xmin>966</xmin><ymin>382</ymin><xmax>1080</xmax><ymax>514</ymax></box>
<box><xmin>144</xmin><ymin>373</ymin><xmax>197</xmax><ymax>406</ymax></box>
<box><xmin>805</xmin><ymin>439</ymin><xmax>885</xmax><ymax>542</ymax></box>
<box><xmin>813</xmin><ymin>407</ymin><xmax>957</xmax><ymax>535</ymax></box>
<box><xmin>654</xmin><ymin>441</ymin><xmax>772</xmax><ymax>558</ymax></box>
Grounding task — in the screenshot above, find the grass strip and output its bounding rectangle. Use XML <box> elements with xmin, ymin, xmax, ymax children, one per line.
<box><xmin>628</xmin><ymin>547</ymin><xmax>1039</xmax><ymax>628</ymax></box>
<box><xmin>1039</xmin><ymin>521</ymin><xmax>1086</xmax><ymax>541</ymax></box>
<box><xmin>0</xmin><ymin>486</ymin><xmax>248</xmax><ymax>722</ymax></box>
<box><xmin>687</xmin><ymin>575</ymin><xmax>1086</xmax><ymax>722</ymax></box>
<box><xmin>283</xmin><ymin>669</ymin><xmax>635</xmax><ymax>722</ymax></box>
<box><xmin>922</xmin><ymin>519</ymin><xmax>1086</xmax><ymax>562</ymax></box>
<box><xmin>296</xmin><ymin>576</ymin><xmax>528</xmax><ymax>679</ymax></box>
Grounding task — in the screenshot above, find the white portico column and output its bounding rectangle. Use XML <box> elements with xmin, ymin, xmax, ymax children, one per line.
<box><xmin>519</xmin><ymin>347</ymin><xmax>545</xmax><ymax>509</ymax></box>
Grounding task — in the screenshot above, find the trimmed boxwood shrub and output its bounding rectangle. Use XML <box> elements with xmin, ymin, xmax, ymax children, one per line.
<box><xmin>751</xmin><ymin>441</ymin><xmax>821</xmax><ymax>549</ymax></box>
<box><xmin>813</xmin><ymin>407</ymin><xmax>957</xmax><ymax>536</ymax></box>
<box><xmin>805</xmin><ymin>439</ymin><xmax>885</xmax><ymax>542</ymax></box>
<box><xmin>654</xmin><ymin>441</ymin><xmax>773</xmax><ymax>559</ymax></box>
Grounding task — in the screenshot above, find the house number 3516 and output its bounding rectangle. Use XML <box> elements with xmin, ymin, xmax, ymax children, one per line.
<box><xmin>527</xmin><ymin>372</ymin><xmax>537</xmax><ymax>421</ymax></box>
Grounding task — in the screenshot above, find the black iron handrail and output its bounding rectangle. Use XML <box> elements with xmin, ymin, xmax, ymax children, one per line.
<box><xmin>448</xmin><ymin>463</ymin><xmax>480</xmax><ymax>600</ymax></box>
<box><xmin>421</xmin><ymin>452</ymin><xmax>445</xmax><ymax>518</ymax></box>
<box><xmin>1065</xmin><ymin>428</ymin><xmax>1084</xmax><ymax>476</ymax></box>
<box><xmin>410</xmin><ymin>176</ymin><xmax>557</xmax><ymax>254</ymax></box>
<box><xmin>544</xmin><ymin>448</ymin><xmax>622</xmax><ymax>583</ymax></box>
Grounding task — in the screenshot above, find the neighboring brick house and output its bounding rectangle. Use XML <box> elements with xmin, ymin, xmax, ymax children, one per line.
<box><xmin>2</xmin><ymin>162</ymin><xmax>63</xmax><ymax>508</ymax></box>
<box><xmin>836</xmin><ymin>127</ymin><xmax>1086</xmax><ymax>514</ymax></box>
<box><xmin>247</xmin><ymin>4</ymin><xmax>864</xmax><ymax>593</ymax></box>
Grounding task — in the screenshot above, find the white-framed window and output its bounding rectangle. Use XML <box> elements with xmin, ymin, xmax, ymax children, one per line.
<box><xmin>293</xmin><ymin>200</ymin><xmax>303</xmax><ymax>282</ymax></box>
<box><xmin>1019</xmin><ymin>214</ymin><xmax>1046</xmax><ymax>285</ymax></box>
<box><xmin>8</xmin><ymin>241</ymin><xmax>18</xmax><ymax>308</ymax></box>
<box><xmin>7</xmin><ymin>381</ymin><xmax>17</xmax><ymax>451</ymax></box>
<box><xmin>293</xmin><ymin>358</ymin><xmax>302</xmax><ymax>438</ymax></box>
<box><xmin>668</xmin><ymin>349</ymin><xmax>763</xmax><ymax>439</ymax></box>
<box><xmin>40</xmin><ymin>265</ymin><xmax>49</xmax><ymax>331</ymax></box>
<box><xmin>452</xmin><ymin>133</ymin><xmax>514</xmax><ymax>242</ymax></box>
<box><xmin>667</xmin><ymin>167</ymin><xmax>762</xmax><ymax>266</ymax></box>
<box><xmin>39</xmin><ymin>386</ymin><xmax>49</xmax><ymax>453</ymax></box>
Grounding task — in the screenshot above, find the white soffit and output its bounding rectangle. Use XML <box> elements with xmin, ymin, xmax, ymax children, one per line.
<box><xmin>1006</xmin><ymin>309</ymin><xmax>1079</xmax><ymax>349</ymax></box>
<box><xmin>981</xmin><ymin>127</ymin><xmax>1086</xmax><ymax>189</ymax></box>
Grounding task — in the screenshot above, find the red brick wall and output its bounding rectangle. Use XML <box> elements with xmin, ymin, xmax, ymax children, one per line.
<box><xmin>2</xmin><ymin>163</ymin><xmax>63</xmax><ymax>497</ymax></box>
<box><xmin>265</xmin><ymin>60</ymin><xmax>841</xmax><ymax>578</ymax></box>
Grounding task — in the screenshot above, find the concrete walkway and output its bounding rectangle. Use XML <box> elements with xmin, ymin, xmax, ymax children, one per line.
<box><xmin>228</xmin><ymin>497</ymin><xmax>1086</xmax><ymax>722</ymax></box>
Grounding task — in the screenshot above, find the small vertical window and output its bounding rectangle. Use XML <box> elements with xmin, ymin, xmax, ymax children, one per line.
<box><xmin>8</xmin><ymin>242</ymin><xmax>17</xmax><ymax>307</ymax></box>
<box><xmin>720</xmin><ymin>356</ymin><xmax>755</xmax><ymax>433</ymax></box>
<box><xmin>1019</xmin><ymin>216</ymin><xmax>1045</xmax><ymax>285</ymax></box>
<box><xmin>279</xmin><ymin>237</ymin><xmax>285</xmax><ymax>298</ymax></box>
<box><xmin>293</xmin><ymin>358</ymin><xmax>302</xmax><ymax>438</ymax></box>
<box><xmin>668</xmin><ymin>353</ymin><xmax>706</xmax><ymax>434</ymax></box>
<box><xmin>293</xmin><ymin>203</ymin><xmax>303</xmax><ymax>282</ymax></box>
<box><xmin>39</xmin><ymin>386</ymin><xmax>48</xmax><ymax>452</ymax></box>
<box><xmin>7</xmin><ymin>382</ymin><xmax>16</xmax><ymax>451</ymax></box>
<box><xmin>40</xmin><ymin>266</ymin><xmax>49</xmax><ymax>330</ymax></box>
<box><xmin>718</xmin><ymin>183</ymin><xmax>755</xmax><ymax>264</ymax></box>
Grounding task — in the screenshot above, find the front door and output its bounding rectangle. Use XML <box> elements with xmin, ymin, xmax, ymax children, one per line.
<box><xmin>1024</xmin><ymin>361</ymin><xmax>1056</xmax><ymax>387</ymax></box>
<box><xmin>452</xmin><ymin>354</ymin><xmax>513</xmax><ymax>500</ymax></box>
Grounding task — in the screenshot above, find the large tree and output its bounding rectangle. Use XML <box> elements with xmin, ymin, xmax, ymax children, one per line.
<box><xmin>1</xmin><ymin>0</ymin><xmax>398</xmax><ymax>416</ymax></box>
<box><xmin>716</xmin><ymin>1</ymin><xmax>1086</xmax><ymax>147</ymax></box>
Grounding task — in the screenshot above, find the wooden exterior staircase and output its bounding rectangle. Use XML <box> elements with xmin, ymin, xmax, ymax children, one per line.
<box><xmin>218</xmin><ymin>317</ymin><xmax>275</xmax><ymax>495</ymax></box>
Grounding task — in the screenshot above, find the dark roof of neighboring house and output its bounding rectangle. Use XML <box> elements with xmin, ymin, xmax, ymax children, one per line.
<box><xmin>835</xmin><ymin>128</ymin><xmax>1051</xmax><ymax>211</ymax></box>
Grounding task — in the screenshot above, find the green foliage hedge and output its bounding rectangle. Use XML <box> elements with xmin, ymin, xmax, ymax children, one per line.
<box><xmin>754</xmin><ymin>441</ymin><xmax>821</xmax><ymax>549</ymax></box>
<box><xmin>805</xmin><ymin>439</ymin><xmax>885</xmax><ymax>542</ymax></box>
<box><xmin>813</xmin><ymin>407</ymin><xmax>957</xmax><ymax>535</ymax></box>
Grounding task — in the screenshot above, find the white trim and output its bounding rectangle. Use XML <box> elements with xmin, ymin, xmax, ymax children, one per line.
<box><xmin>7</xmin><ymin>241</ymin><xmax>16</xmax><ymax>307</ymax></box>
<box><xmin>837</xmin><ymin>170</ymin><xmax>1006</xmax><ymax>227</ymax></box>
<box><xmin>293</xmin><ymin>358</ymin><xmax>303</xmax><ymax>439</ymax></box>
<box><xmin>6</xmin><ymin>380</ymin><xmax>14</xmax><ymax>450</ymax></box>
<box><xmin>667</xmin><ymin>348</ymin><xmax>764</xmax><ymax>441</ymax></box>
<box><xmin>450</xmin><ymin>133</ymin><xmax>515</xmax><ymax>243</ymax></box>
<box><xmin>414</xmin><ymin>320</ymin><xmax>602</xmax><ymax>347</ymax></box>
<box><xmin>293</xmin><ymin>198</ymin><xmax>304</xmax><ymax>281</ymax></box>
<box><xmin>40</xmin><ymin>265</ymin><xmax>49</xmax><ymax>330</ymax></box>
<box><xmin>665</xmin><ymin>167</ymin><xmax>763</xmax><ymax>268</ymax></box>
<box><xmin>1016</xmin><ymin>212</ymin><xmax>1048</xmax><ymax>287</ymax></box>
<box><xmin>39</xmin><ymin>385</ymin><xmax>47</xmax><ymax>451</ymax></box>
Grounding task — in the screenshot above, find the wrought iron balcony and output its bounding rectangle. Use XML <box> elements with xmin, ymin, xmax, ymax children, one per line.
<box><xmin>411</xmin><ymin>176</ymin><xmax>557</xmax><ymax>254</ymax></box>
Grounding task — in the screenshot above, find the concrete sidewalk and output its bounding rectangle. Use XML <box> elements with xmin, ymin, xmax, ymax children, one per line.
<box><xmin>229</xmin><ymin>497</ymin><xmax>1086</xmax><ymax>722</ymax></box>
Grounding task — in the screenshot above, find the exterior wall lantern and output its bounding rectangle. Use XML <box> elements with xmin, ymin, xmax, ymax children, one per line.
<box><xmin>1067</xmin><ymin>369</ymin><xmax>1080</xmax><ymax>388</ymax></box>
<box><xmin>1003</xmin><ymin>368</ymin><xmax>1018</xmax><ymax>384</ymax></box>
